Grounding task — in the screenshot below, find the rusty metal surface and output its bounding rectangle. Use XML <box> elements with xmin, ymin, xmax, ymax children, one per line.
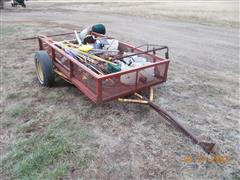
<box><xmin>148</xmin><ymin>101</ymin><xmax>215</xmax><ymax>154</ymax></box>
<box><xmin>118</xmin><ymin>90</ymin><xmax>215</xmax><ymax>154</ymax></box>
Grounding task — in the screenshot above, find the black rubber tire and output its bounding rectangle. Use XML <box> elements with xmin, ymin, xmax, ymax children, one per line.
<box><xmin>34</xmin><ymin>51</ymin><xmax>55</xmax><ymax>87</ymax></box>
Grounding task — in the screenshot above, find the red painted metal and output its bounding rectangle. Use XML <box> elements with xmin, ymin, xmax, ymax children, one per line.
<box><xmin>37</xmin><ymin>34</ymin><xmax>170</xmax><ymax>103</ymax></box>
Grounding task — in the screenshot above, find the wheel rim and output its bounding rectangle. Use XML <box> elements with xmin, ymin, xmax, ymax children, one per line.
<box><xmin>36</xmin><ymin>59</ymin><xmax>44</xmax><ymax>83</ymax></box>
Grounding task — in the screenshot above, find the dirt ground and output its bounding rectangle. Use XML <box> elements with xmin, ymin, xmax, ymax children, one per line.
<box><xmin>0</xmin><ymin>1</ymin><xmax>239</xmax><ymax>179</ymax></box>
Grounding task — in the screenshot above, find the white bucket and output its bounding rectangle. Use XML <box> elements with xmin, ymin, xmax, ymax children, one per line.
<box><xmin>132</xmin><ymin>56</ymin><xmax>147</xmax><ymax>65</ymax></box>
<box><xmin>140</xmin><ymin>62</ymin><xmax>155</xmax><ymax>82</ymax></box>
<box><xmin>120</xmin><ymin>64</ymin><xmax>138</xmax><ymax>85</ymax></box>
<box><xmin>120</xmin><ymin>58</ymin><xmax>154</xmax><ymax>85</ymax></box>
<box><xmin>122</xmin><ymin>56</ymin><xmax>147</xmax><ymax>66</ymax></box>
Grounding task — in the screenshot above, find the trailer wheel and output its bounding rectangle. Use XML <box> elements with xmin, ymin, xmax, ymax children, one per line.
<box><xmin>34</xmin><ymin>51</ymin><xmax>55</xmax><ymax>87</ymax></box>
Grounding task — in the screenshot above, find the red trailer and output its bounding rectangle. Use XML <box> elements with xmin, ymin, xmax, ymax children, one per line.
<box><xmin>30</xmin><ymin>32</ymin><xmax>215</xmax><ymax>154</ymax></box>
<box><xmin>35</xmin><ymin>34</ymin><xmax>169</xmax><ymax>103</ymax></box>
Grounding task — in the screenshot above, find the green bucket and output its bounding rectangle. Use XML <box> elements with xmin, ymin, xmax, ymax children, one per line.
<box><xmin>107</xmin><ymin>63</ymin><xmax>121</xmax><ymax>73</ymax></box>
<box><xmin>92</xmin><ymin>24</ymin><xmax>106</xmax><ymax>35</ymax></box>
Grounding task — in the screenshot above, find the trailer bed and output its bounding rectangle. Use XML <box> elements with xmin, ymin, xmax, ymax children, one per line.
<box><xmin>37</xmin><ymin>34</ymin><xmax>170</xmax><ymax>103</ymax></box>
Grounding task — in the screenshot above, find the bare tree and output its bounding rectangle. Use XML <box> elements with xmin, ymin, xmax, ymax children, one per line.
<box><xmin>0</xmin><ymin>0</ymin><xmax>4</xmax><ymax>9</ymax></box>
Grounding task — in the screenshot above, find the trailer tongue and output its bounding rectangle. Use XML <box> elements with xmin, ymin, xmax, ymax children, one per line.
<box><xmin>148</xmin><ymin>101</ymin><xmax>215</xmax><ymax>153</ymax></box>
<box><xmin>118</xmin><ymin>89</ymin><xmax>215</xmax><ymax>154</ymax></box>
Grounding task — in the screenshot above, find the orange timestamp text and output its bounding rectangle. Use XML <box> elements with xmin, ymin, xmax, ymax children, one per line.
<box><xmin>182</xmin><ymin>154</ymin><xmax>230</xmax><ymax>164</ymax></box>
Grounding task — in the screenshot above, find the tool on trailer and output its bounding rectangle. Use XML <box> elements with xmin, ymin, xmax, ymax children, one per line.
<box><xmin>55</xmin><ymin>42</ymin><xmax>116</xmax><ymax>85</ymax></box>
<box><xmin>78</xmin><ymin>45</ymin><xmax>93</xmax><ymax>52</ymax></box>
<box><xmin>22</xmin><ymin>32</ymin><xmax>81</xmax><ymax>40</ymax></box>
<box><xmin>55</xmin><ymin>42</ymin><xmax>104</xmax><ymax>75</ymax></box>
<box><xmin>68</xmin><ymin>51</ymin><xmax>104</xmax><ymax>74</ymax></box>
<box><xmin>62</xmin><ymin>41</ymin><xmax>118</xmax><ymax>66</ymax></box>
<box><xmin>74</xmin><ymin>30</ymin><xmax>82</xmax><ymax>45</ymax></box>
<box><xmin>22</xmin><ymin>30</ymin><xmax>114</xmax><ymax>41</ymax></box>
